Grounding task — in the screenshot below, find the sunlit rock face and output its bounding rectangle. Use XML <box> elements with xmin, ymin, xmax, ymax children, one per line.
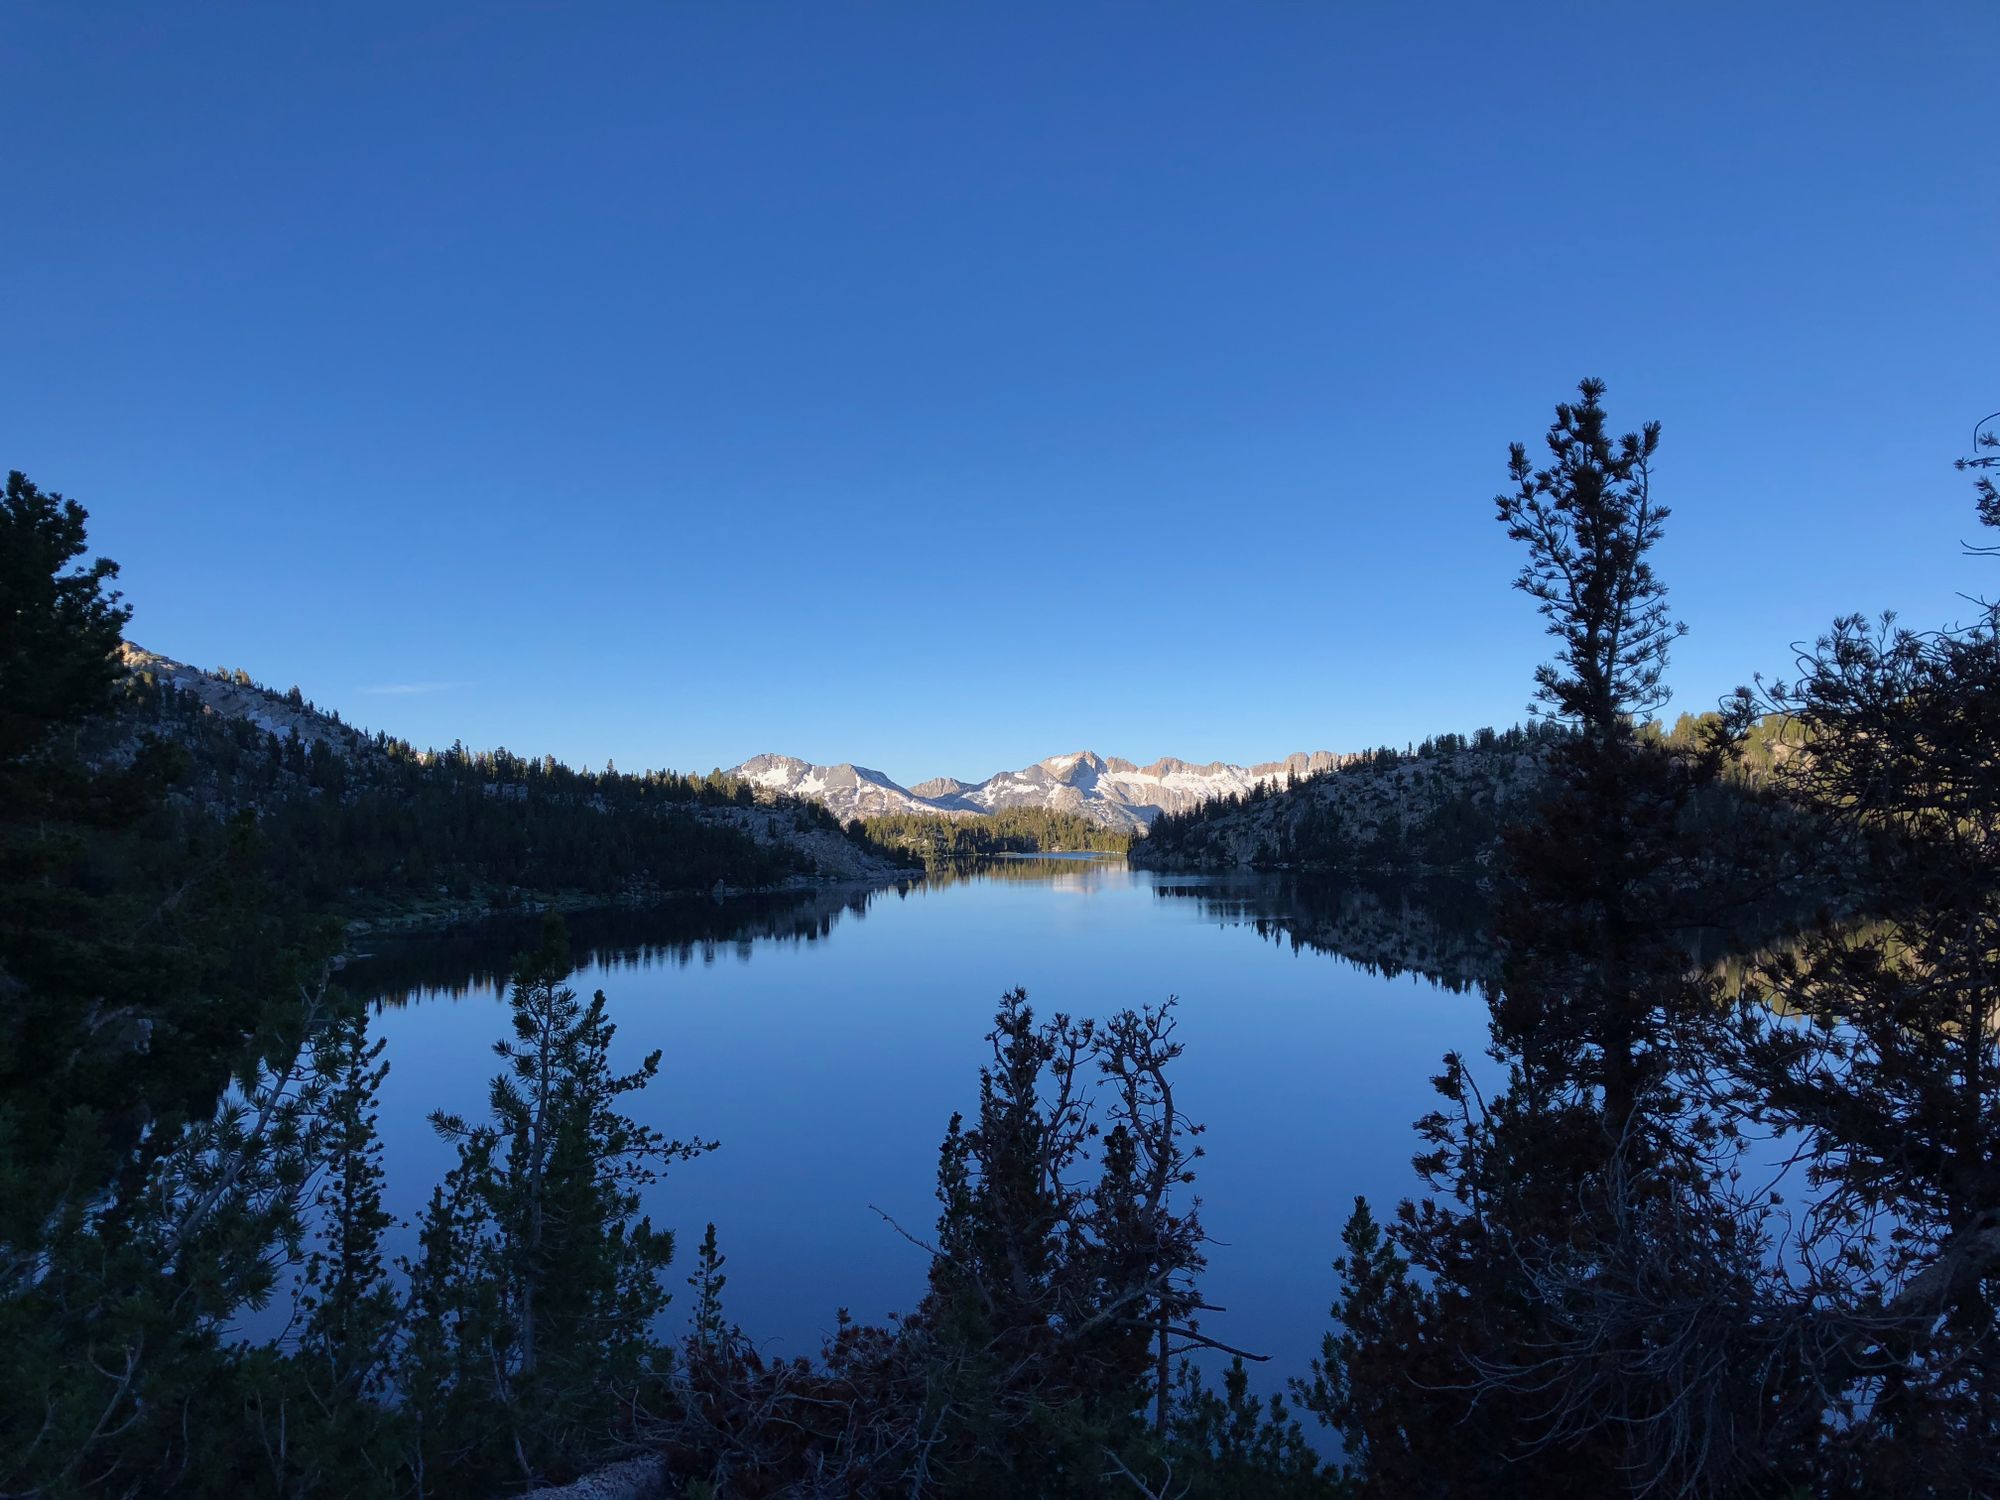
<box><xmin>728</xmin><ymin>747</ymin><xmax>1349</xmax><ymax>830</ymax></box>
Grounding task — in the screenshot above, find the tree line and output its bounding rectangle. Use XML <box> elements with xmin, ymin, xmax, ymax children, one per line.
<box><xmin>1137</xmin><ymin>709</ymin><xmax>1809</xmax><ymax>878</ymax></box>
<box><xmin>105</xmin><ymin>655</ymin><xmax>870</xmax><ymax>921</ymax></box>
<box><xmin>856</xmin><ymin>806</ymin><xmax>1133</xmax><ymax>859</ymax></box>
<box><xmin>1135</xmin><ymin>721</ymin><xmax>1565</xmax><ymax>869</ymax></box>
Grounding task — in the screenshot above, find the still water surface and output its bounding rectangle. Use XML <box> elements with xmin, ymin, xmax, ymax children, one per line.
<box><xmin>343</xmin><ymin>859</ymin><xmax>1492</xmax><ymax>1393</ymax></box>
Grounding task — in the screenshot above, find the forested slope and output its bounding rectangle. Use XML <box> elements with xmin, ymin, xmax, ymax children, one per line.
<box><xmin>1134</xmin><ymin>714</ymin><xmax>1800</xmax><ymax>875</ymax></box>
<box><xmin>101</xmin><ymin>646</ymin><xmax>900</xmax><ymax>926</ymax></box>
<box><xmin>1132</xmin><ymin>724</ymin><xmax>1558</xmax><ymax>871</ymax></box>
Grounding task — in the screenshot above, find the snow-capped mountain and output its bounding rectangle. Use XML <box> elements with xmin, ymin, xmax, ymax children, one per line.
<box><xmin>730</xmin><ymin>754</ymin><xmax>963</xmax><ymax>820</ymax></box>
<box><xmin>729</xmin><ymin>749</ymin><xmax>1347</xmax><ymax>831</ymax></box>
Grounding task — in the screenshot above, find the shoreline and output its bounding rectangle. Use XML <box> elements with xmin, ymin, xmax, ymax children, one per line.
<box><xmin>337</xmin><ymin>867</ymin><xmax>919</xmax><ymax>948</ymax></box>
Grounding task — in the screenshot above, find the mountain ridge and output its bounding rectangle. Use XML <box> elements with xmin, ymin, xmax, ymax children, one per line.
<box><xmin>111</xmin><ymin>646</ymin><xmax>905</xmax><ymax>892</ymax></box>
<box><xmin>729</xmin><ymin>748</ymin><xmax>1355</xmax><ymax>832</ymax></box>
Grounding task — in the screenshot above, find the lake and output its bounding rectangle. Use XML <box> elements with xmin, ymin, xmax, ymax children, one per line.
<box><xmin>341</xmin><ymin>858</ymin><xmax>1495</xmax><ymax>1399</ymax></box>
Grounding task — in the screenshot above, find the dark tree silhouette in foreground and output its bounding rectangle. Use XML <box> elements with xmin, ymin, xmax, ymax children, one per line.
<box><xmin>1307</xmin><ymin>382</ymin><xmax>1787</xmax><ymax>1496</ymax></box>
<box><xmin>1723</xmin><ymin>423</ymin><xmax>2000</xmax><ymax>1492</ymax></box>
<box><xmin>1496</xmin><ymin>378</ymin><xmax>1684</xmax><ymax>735</ymax></box>
<box><xmin>401</xmin><ymin>919</ymin><xmax>714</xmax><ymax>1491</ymax></box>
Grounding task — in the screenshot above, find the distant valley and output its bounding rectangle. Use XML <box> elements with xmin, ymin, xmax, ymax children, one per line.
<box><xmin>729</xmin><ymin>749</ymin><xmax>1354</xmax><ymax>832</ymax></box>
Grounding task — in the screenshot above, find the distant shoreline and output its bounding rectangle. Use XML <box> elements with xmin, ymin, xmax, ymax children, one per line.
<box><xmin>339</xmin><ymin>869</ymin><xmax>914</xmax><ymax>945</ymax></box>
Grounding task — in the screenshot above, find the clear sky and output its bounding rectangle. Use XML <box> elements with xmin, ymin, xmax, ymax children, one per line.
<box><xmin>3</xmin><ymin>3</ymin><xmax>1993</xmax><ymax>786</ymax></box>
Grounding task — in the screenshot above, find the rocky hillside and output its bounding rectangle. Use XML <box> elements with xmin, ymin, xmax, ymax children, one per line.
<box><xmin>1131</xmin><ymin>715</ymin><xmax>1815</xmax><ymax>878</ymax></box>
<box><xmin>108</xmin><ymin>647</ymin><xmax>905</xmax><ymax>910</ymax></box>
<box><xmin>116</xmin><ymin>645</ymin><xmax>380</xmax><ymax>757</ymax></box>
<box><xmin>731</xmin><ymin>748</ymin><xmax>1356</xmax><ymax>832</ymax></box>
<box><xmin>1131</xmin><ymin>731</ymin><xmax>1561</xmax><ymax>872</ymax></box>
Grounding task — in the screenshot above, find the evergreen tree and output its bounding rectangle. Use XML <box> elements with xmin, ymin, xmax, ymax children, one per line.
<box><xmin>1</xmin><ymin>977</ymin><xmax>343</xmax><ymax>1495</ymax></box>
<box><xmin>1723</xmin><ymin>430</ymin><xmax>2000</xmax><ymax>1490</ymax></box>
<box><xmin>687</xmin><ymin>1222</ymin><xmax>730</xmax><ymax>1359</ymax></box>
<box><xmin>914</xmin><ymin>990</ymin><xmax>1244</xmax><ymax>1493</ymax></box>
<box><xmin>1309</xmin><ymin>382</ymin><xmax>1782</xmax><ymax>1495</ymax></box>
<box><xmin>282</xmin><ymin>1006</ymin><xmax>405</xmax><ymax>1492</ymax></box>
<box><xmin>403</xmin><ymin>919</ymin><xmax>715</xmax><ymax>1489</ymax></box>
<box><xmin>300</xmin><ymin>1009</ymin><xmax>397</xmax><ymax>1397</ymax></box>
<box><xmin>0</xmin><ymin>469</ymin><xmax>129</xmax><ymax>771</ymax></box>
<box><xmin>0</xmin><ymin>472</ymin><xmax>345</xmax><ymax>1495</ymax></box>
<box><xmin>1495</xmin><ymin>379</ymin><xmax>1682</xmax><ymax>735</ymax></box>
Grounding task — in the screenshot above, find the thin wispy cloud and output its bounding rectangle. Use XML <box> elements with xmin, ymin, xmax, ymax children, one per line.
<box><xmin>359</xmin><ymin>680</ymin><xmax>469</xmax><ymax>697</ymax></box>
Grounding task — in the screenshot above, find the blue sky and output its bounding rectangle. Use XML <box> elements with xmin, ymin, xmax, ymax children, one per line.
<box><xmin>3</xmin><ymin>3</ymin><xmax>1993</xmax><ymax>786</ymax></box>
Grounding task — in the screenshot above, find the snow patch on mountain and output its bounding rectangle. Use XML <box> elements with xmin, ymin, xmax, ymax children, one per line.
<box><xmin>726</xmin><ymin>748</ymin><xmax>1353</xmax><ymax>831</ymax></box>
<box><xmin>732</xmin><ymin>754</ymin><xmax>975</xmax><ymax>819</ymax></box>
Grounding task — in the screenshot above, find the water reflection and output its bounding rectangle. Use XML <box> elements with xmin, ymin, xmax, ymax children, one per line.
<box><xmin>347</xmin><ymin>861</ymin><xmax>1501</xmax><ymax>1008</ymax></box>
<box><xmin>1149</xmin><ymin>872</ymin><xmax>1494</xmax><ymax>993</ymax></box>
<box><xmin>347</xmin><ymin>883</ymin><xmax>902</xmax><ymax>1006</ymax></box>
<box><xmin>340</xmin><ymin>858</ymin><xmax>1499</xmax><ymax>1396</ymax></box>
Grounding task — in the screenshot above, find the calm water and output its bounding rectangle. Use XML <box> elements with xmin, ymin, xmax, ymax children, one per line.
<box><xmin>341</xmin><ymin>859</ymin><xmax>1493</xmax><ymax>1395</ymax></box>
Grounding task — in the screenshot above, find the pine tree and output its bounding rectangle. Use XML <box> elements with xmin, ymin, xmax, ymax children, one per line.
<box><xmin>1495</xmin><ymin>379</ymin><xmax>1682</xmax><ymax>736</ymax></box>
<box><xmin>687</xmin><ymin>1222</ymin><xmax>730</xmax><ymax>1358</ymax></box>
<box><xmin>1311</xmin><ymin>382</ymin><xmax>1780</xmax><ymax>1495</ymax></box>
<box><xmin>1725</xmin><ymin>429</ymin><xmax>2000</xmax><ymax>1489</ymax></box>
<box><xmin>405</xmin><ymin>919</ymin><xmax>715</xmax><ymax>1488</ymax></box>
<box><xmin>915</xmin><ymin>990</ymin><xmax>1243</xmax><ymax>1492</ymax></box>
<box><xmin>302</xmin><ymin>1008</ymin><xmax>396</xmax><ymax>1392</ymax></box>
<box><xmin>0</xmin><ymin>469</ymin><xmax>130</xmax><ymax>772</ymax></box>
